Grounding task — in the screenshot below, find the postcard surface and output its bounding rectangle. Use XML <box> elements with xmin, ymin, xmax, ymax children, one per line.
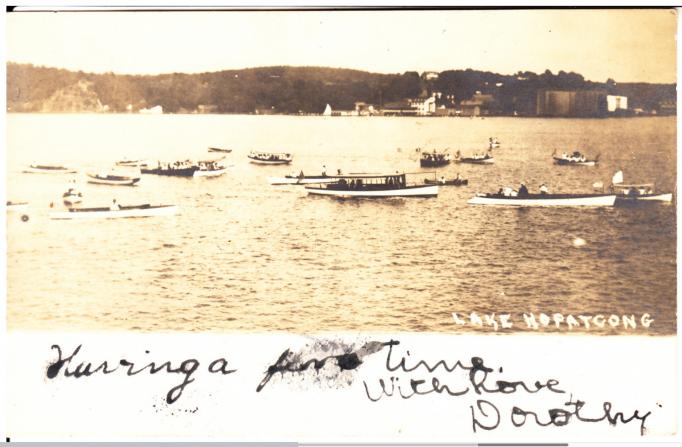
<box><xmin>3</xmin><ymin>6</ymin><xmax>679</xmax><ymax>442</ymax></box>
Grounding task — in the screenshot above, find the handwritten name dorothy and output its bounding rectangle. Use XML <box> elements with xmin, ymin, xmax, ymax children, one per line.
<box><xmin>452</xmin><ymin>312</ymin><xmax>654</xmax><ymax>331</ymax></box>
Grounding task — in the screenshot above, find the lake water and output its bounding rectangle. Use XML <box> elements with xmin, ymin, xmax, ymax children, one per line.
<box><xmin>5</xmin><ymin>114</ymin><xmax>677</xmax><ymax>334</ymax></box>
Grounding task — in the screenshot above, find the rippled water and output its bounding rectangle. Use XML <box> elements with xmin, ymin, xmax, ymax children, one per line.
<box><xmin>6</xmin><ymin>114</ymin><xmax>676</xmax><ymax>334</ymax></box>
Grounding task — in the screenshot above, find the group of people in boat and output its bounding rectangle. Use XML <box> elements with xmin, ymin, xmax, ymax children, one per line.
<box><xmin>156</xmin><ymin>160</ymin><xmax>195</xmax><ymax>171</ymax></box>
<box><xmin>497</xmin><ymin>182</ymin><xmax>549</xmax><ymax>197</ymax></box>
<box><xmin>421</xmin><ymin>152</ymin><xmax>451</xmax><ymax>163</ymax></box>
<box><xmin>458</xmin><ymin>149</ymin><xmax>492</xmax><ymax>161</ymax></box>
<box><xmin>197</xmin><ymin>160</ymin><xmax>222</xmax><ymax>171</ymax></box>
<box><xmin>438</xmin><ymin>173</ymin><xmax>464</xmax><ymax>184</ymax></box>
<box><xmin>558</xmin><ymin>151</ymin><xmax>587</xmax><ymax>163</ymax></box>
<box><xmin>252</xmin><ymin>151</ymin><xmax>291</xmax><ymax>161</ymax></box>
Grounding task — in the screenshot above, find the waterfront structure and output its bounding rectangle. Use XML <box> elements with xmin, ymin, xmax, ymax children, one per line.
<box><xmin>607</xmin><ymin>95</ymin><xmax>628</xmax><ymax>112</ymax></box>
<box><xmin>536</xmin><ymin>90</ymin><xmax>607</xmax><ymax>117</ymax></box>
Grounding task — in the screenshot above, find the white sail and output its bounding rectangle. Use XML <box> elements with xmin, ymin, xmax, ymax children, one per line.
<box><xmin>612</xmin><ymin>170</ymin><xmax>624</xmax><ymax>185</ymax></box>
<box><xmin>322</xmin><ymin>104</ymin><xmax>332</xmax><ymax>116</ymax></box>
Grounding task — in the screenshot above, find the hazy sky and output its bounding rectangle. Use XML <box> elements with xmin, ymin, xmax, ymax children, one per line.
<box><xmin>5</xmin><ymin>9</ymin><xmax>678</xmax><ymax>83</ymax></box>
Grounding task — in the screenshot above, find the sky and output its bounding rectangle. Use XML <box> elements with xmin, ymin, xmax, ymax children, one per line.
<box><xmin>5</xmin><ymin>8</ymin><xmax>678</xmax><ymax>83</ymax></box>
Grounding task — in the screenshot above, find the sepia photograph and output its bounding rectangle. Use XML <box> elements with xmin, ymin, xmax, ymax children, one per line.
<box><xmin>3</xmin><ymin>4</ymin><xmax>679</xmax><ymax>441</ymax></box>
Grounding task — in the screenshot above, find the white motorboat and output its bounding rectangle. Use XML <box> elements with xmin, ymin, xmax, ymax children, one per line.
<box><xmin>248</xmin><ymin>151</ymin><xmax>293</xmax><ymax>165</ymax></box>
<box><xmin>305</xmin><ymin>174</ymin><xmax>438</xmax><ymax>198</ymax></box>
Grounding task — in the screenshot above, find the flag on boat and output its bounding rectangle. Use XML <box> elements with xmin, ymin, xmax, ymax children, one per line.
<box><xmin>612</xmin><ymin>170</ymin><xmax>624</xmax><ymax>185</ymax></box>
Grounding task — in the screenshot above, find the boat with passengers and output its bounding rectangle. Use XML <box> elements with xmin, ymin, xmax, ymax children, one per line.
<box><xmin>305</xmin><ymin>173</ymin><xmax>438</xmax><ymax>198</ymax></box>
<box><xmin>419</xmin><ymin>150</ymin><xmax>451</xmax><ymax>167</ymax></box>
<box><xmin>141</xmin><ymin>160</ymin><xmax>199</xmax><ymax>177</ymax></box>
<box><xmin>609</xmin><ymin>170</ymin><xmax>673</xmax><ymax>204</ymax></box>
<box><xmin>454</xmin><ymin>150</ymin><xmax>494</xmax><ymax>165</ymax></box>
<box><xmin>87</xmin><ymin>171</ymin><xmax>141</xmax><ymax>186</ymax></box>
<box><xmin>468</xmin><ymin>183</ymin><xmax>615</xmax><ymax>207</ymax></box>
<box><xmin>552</xmin><ymin>150</ymin><xmax>599</xmax><ymax>166</ymax></box>
<box><xmin>195</xmin><ymin>159</ymin><xmax>228</xmax><ymax>177</ymax></box>
<box><xmin>248</xmin><ymin>151</ymin><xmax>293</xmax><ymax>165</ymax></box>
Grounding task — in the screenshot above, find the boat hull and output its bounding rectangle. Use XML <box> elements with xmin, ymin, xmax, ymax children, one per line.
<box><xmin>208</xmin><ymin>147</ymin><xmax>232</xmax><ymax>153</ymax></box>
<box><xmin>141</xmin><ymin>167</ymin><xmax>199</xmax><ymax>177</ymax></box>
<box><xmin>457</xmin><ymin>158</ymin><xmax>494</xmax><ymax>164</ymax></box>
<box><xmin>194</xmin><ymin>168</ymin><xmax>227</xmax><ymax>177</ymax></box>
<box><xmin>23</xmin><ymin>166</ymin><xmax>76</xmax><ymax>174</ymax></box>
<box><xmin>306</xmin><ymin>184</ymin><xmax>438</xmax><ymax>198</ymax></box>
<box><xmin>248</xmin><ymin>157</ymin><xmax>292</xmax><ymax>165</ymax></box>
<box><xmin>615</xmin><ymin>193</ymin><xmax>673</xmax><ymax>204</ymax></box>
<box><xmin>419</xmin><ymin>160</ymin><xmax>451</xmax><ymax>168</ymax></box>
<box><xmin>468</xmin><ymin>194</ymin><xmax>616</xmax><ymax>207</ymax></box>
<box><xmin>87</xmin><ymin>174</ymin><xmax>140</xmax><ymax>186</ymax></box>
<box><xmin>50</xmin><ymin>205</ymin><xmax>178</xmax><ymax>220</ymax></box>
<box><xmin>553</xmin><ymin>158</ymin><xmax>597</xmax><ymax>166</ymax></box>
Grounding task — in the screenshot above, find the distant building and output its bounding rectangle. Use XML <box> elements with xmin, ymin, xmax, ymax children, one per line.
<box><xmin>422</xmin><ymin>71</ymin><xmax>440</xmax><ymax>81</ymax></box>
<box><xmin>607</xmin><ymin>95</ymin><xmax>628</xmax><ymax>112</ymax></box>
<box><xmin>409</xmin><ymin>93</ymin><xmax>437</xmax><ymax>116</ymax></box>
<box><xmin>381</xmin><ymin>100</ymin><xmax>418</xmax><ymax>116</ymax></box>
<box><xmin>460</xmin><ymin>91</ymin><xmax>496</xmax><ymax>116</ymax></box>
<box><xmin>536</xmin><ymin>90</ymin><xmax>607</xmax><ymax>117</ymax></box>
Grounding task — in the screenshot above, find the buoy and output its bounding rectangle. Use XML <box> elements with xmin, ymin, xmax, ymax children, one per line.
<box><xmin>572</xmin><ymin>237</ymin><xmax>586</xmax><ymax>247</ymax></box>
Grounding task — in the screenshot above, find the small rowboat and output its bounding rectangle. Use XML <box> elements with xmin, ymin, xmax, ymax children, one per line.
<box><xmin>50</xmin><ymin>204</ymin><xmax>178</xmax><ymax>220</ymax></box>
<box><xmin>306</xmin><ymin>174</ymin><xmax>438</xmax><ymax>198</ymax></box>
<box><xmin>208</xmin><ymin>147</ymin><xmax>232</xmax><ymax>153</ymax></box>
<box><xmin>194</xmin><ymin>166</ymin><xmax>227</xmax><ymax>177</ymax></box>
<box><xmin>115</xmin><ymin>159</ymin><xmax>147</xmax><ymax>167</ymax></box>
<box><xmin>87</xmin><ymin>172</ymin><xmax>141</xmax><ymax>186</ymax></box>
<box><xmin>457</xmin><ymin>156</ymin><xmax>494</xmax><ymax>165</ymax></box>
<box><xmin>23</xmin><ymin>164</ymin><xmax>77</xmax><ymax>174</ymax></box>
<box><xmin>6</xmin><ymin>201</ymin><xmax>28</xmax><ymax>211</ymax></box>
<box><xmin>553</xmin><ymin>157</ymin><xmax>598</xmax><ymax>166</ymax></box>
<box><xmin>615</xmin><ymin>193</ymin><xmax>673</xmax><ymax>204</ymax></box>
<box><xmin>248</xmin><ymin>151</ymin><xmax>293</xmax><ymax>165</ymax></box>
<box><xmin>468</xmin><ymin>193</ymin><xmax>616</xmax><ymax>207</ymax></box>
<box><xmin>424</xmin><ymin>178</ymin><xmax>468</xmax><ymax>186</ymax></box>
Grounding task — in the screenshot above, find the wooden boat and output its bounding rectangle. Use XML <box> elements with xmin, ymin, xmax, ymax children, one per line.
<box><xmin>306</xmin><ymin>174</ymin><xmax>438</xmax><ymax>198</ymax></box>
<box><xmin>87</xmin><ymin>172</ymin><xmax>141</xmax><ymax>186</ymax></box>
<box><xmin>468</xmin><ymin>192</ymin><xmax>616</xmax><ymax>207</ymax></box>
<box><xmin>115</xmin><ymin>159</ymin><xmax>147</xmax><ymax>167</ymax></box>
<box><xmin>455</xmin><ymin>154</ymin><xmax>494</xmax><ymax>164</ymax></box>
<box><xmin>613</xmin><ymin>184</ymin><xmax>673</xmax><ymax>204</ymax></box>
<box><xmin>50</xmin><ymin>204</ymin><xmax>178</xmax><ymax>220</ymax></box>
<box><xmin>194</xmin><ymin>166</ymin><xmax>227</xmax><ymax>177</ymax></box>
<box><xmin>23</xmin><ymin>164</ymin><xmax>76</xmax><ymax>174</ymax></box>
<box><xmin>208</xmin><ymin>147</ymin><xmax>232</xmax><ymax>153</ymax></box>
<box><xmin>552</xmin><ymin>151</ymin><xmax>599</xmax><ymax>166</ymax></box>
<box><xmin>141</xmin><ymin>163</ymin><xmax>199</xmax><ymax>177</ymax></box>
<box><xmin>248</xmin><ymin>151</ymin><xmax>293</xmax><ymax>165</ymax></box>
<box><xmin>419</xmin><ymin>151</ymin><xmax>451</xmax><ymax>168</ymax></box>
<box><xmin>424</xmin><ymin>178</ymin><xmax>468</xmax><ymax>186</ymax></box>
<box><xmin>6</xmin><ymin>201</ymin><xmax>28</xmax><ymax>211</ymax></box>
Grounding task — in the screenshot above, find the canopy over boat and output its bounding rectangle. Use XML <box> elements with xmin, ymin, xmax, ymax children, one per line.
<box><xmin>306</xmin><ymin>173</ymin><xmax>438</xmax><ymax>198</ymax></box>
<box><xmin>50</xmin><ymin>204</ymin><xmax>178</xmax><ymax>220</ymax></box>
<box><xmin>609</xmin><ymin>170</ymin><xmax>672</xmax><ymax>203</ymax></box>
<box><xmin>248</xmin><ymin>151</ymin><xmax>293</xmax><ymax>164</ymax></box>
<box><xmin>468</xmin><ymin>192</ymin><xmax>616</xmax><ymax>207</ymax></box>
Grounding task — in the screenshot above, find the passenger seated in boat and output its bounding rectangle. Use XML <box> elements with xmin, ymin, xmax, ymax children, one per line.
<box><xmin>337</xmin><ymin>169</ymin><xmax>342</xmax><ymax>175</ymax></box>
<box><xmin>349</xmin><ymin>179</ymin><xmax>356</xmax><ymax>189</ymax></box>
<box><xmin>502</xmin><ymin>187</ymin><xmax>517</xmax><ymax>197</ymax></box>
<box><xmin>539</xmin><ymin>183</ymin><xmax>549</xmax><ymax>194</ymax></box>
<box><xmin>110</xmin><ymin>199</ymin><xmax>120</xmax><ymax>211</ymax></box>
<box><xmin>322</xmin><ymin>165</ymin><xmax>327</xmax><ymax>176</ymax></box>
<box><xmin>627</xmin><ymin>187</ymin><xmax>640</xmax><ymax>197</ymax></box>
<box><xmin>338</xmin><ymin>178</ymin><xmax>347</xmax><ymax>186</ymax></box>
<box><xmin>456</xmin><ymin>173</ymin><xmax>462</xmax><ymax>181</ymax></box>
<box><xmin>518</xmin><ymin>183</ymin><xmax>529</xmax><ymax>197</ymax></box>
<box><xmin>440</xmin><ymin>176</ymin><xmax>446</xmax><ymax>185</ymax></box>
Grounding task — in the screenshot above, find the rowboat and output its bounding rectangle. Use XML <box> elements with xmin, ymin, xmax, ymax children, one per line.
<box><xmin>87</xmin><ymin>172</ymin><xmax>141</xmax><ymax>186</ymax></box>
<box><xmin>248</xmin><ymin>151</ymin><xmax>293</xmax><ymax>165</ymax></box>
<box><xmin>6</xmin><ymin>201</ymin><xmax>28</xmax><ymax>211</ymax></box>
<box><xmin>468</xmin><ymin>192</ymin><xmax>616</xmax><ymax>207</ymax></box>
<box><xmin>306</xmin><ymin>174</ymin><xmax>438</xmax><ymax>198</ymax></box>
<box><xmin>208</xmin><ymin>147</ymin><xmax>232</xmax><ymax>153</ymax></box>
<box><xmin>419</xmin><ymin>151</ymin><xmax>451</xmax><ymax>168</ymax></box>
<box><xmin>456</xmin><ymin>155</ymin><xmax>494</xmax><ymax>164</ymax></box>
<box><xmin>50</xmin><ymin>204</ymin><xmax>178</xmax><ymax>220</ymax></box>
<box><xmin>115</xmin><ymin>159</ymin><xmax>147</xmax><ymax>167</ymax></box>
<box><xmin>424</xmin><ymin>178</ymin><xmax>468</xmax><ymax>186</ymax></box>
<box><xmin>613</xmin><ymin>184</ymin><xmax>673</xmax><ymax>204</ymax></box>
<box><xmin>141</xmin><ymin>162</ymin><xmax>199</xmax><ymax>177</ymax></box>
<box><xmin>552</xmin><ymin>151</ymin><xmax>599</xmax><ymax>166</ymax></box>
<box><xmin>23</xmin><ymin>164</ymin><xmax>76</xmax><ymax>174</ymax></box>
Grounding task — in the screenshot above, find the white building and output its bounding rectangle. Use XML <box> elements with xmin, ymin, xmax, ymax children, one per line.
<box><xmin>410</xmin><ymin>93</ymin><xmax>437</xmax><ymax>116</ymax></box>
<box><xmin>607</xmin><ymin>95</ymin><xmax>628</xmax><ymax>112</ymax></box>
